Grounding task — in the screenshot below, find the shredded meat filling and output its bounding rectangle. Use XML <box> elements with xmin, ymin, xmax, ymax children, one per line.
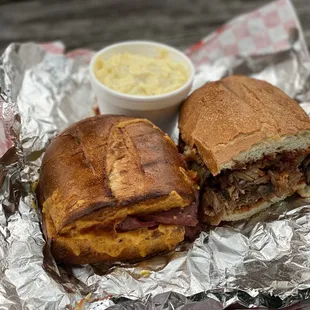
<box><xmin>302</xmin><ymin>155</ymin><xmax>310</xmax><ymax>185</ymax></box>
<box><xmin>182</xmin><ymin>144</ymin><xmax>308</xmax><ymax>218</ymax></box>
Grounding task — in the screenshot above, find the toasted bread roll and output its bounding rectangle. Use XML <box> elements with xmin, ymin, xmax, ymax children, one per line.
<box><xmin>179</xmin><ymin>75</ymin><xmax>310</xmax><ymax>225</ymax></box>
<box><xmin>38</xmin><ymin>115</ymin><xmax>198</xmax><ymax>264</ymax></box>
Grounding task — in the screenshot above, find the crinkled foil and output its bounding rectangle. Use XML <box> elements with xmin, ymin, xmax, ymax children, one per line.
<box><xmin>2</xmin><ymin>31</ymin><xmax>310</xmax><ymax>309</ymax></box>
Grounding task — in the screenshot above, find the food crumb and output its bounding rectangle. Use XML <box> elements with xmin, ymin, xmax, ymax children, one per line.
<box><xmin>140</xmin><ymin>270</ymin><xmax>151</xmax><ymax>277</ymax></box>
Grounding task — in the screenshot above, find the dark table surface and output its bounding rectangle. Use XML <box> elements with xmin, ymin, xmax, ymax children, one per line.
<box><xmin>0</xmin><ymin>0</ymin><xmax>309</xmax><ymax>53</ymax></box>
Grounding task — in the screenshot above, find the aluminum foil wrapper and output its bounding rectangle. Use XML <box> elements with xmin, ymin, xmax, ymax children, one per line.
<box><xmin>2</xmin><ymin>1</ymin><xmax>310</xmax><ymax>309</ymax></box>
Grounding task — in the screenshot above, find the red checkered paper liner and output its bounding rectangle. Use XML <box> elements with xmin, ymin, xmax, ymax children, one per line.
<box><xmin>187</xmin><ymin>0</ymin><xmax>309</xmax><ymax>66</ymax></box>
<box><xmin>0</xmin><ymin>0</ymin><xmax>307</xmax><ymax>158</ymax></box>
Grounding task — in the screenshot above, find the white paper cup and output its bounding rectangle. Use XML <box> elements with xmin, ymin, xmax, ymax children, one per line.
<box><xmin>89</xmin><ymin>41</ymin><xmax>195</xmax><ymax>135</ymax></box>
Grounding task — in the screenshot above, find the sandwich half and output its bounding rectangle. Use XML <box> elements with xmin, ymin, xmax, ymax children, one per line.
<box><xmin>37</xmin><ymin>115</ymin><xmax>198</xmax><ymax>264</ymax></box>
<box><xmin>179</xmin><ymin>75</ymin><xmax>310</xmax><ymax>225</ymax></box>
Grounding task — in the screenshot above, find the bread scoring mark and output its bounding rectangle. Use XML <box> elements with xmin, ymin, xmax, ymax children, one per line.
<box><xmin>75</xmin><ymin>126</ymin><xmax>97</xmax><ymax>176</ymax></box>
<box><xmin>122</xmin><ymin>125</ymin><xmax>146</xmax><ymax>176</ymax></box>
<box><xmin>117</xmin><ymin>118</ymin><xmax>155</xmax><ymax>129</ymax></box>
<box><xmin>106</xmin><ymin>124</ymin><xmax>146</xmax><ymax>201</ymax></box>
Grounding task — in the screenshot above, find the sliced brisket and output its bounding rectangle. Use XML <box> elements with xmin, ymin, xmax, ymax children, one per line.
<box><xmin>116</xmin><ymin>201</ymin><xmax>198</xmax><ymax>233</ymax></box>
<box><xmin>117</xmin><ymin>217</ymin><xmax>157</xmax><ymax>232</ymax></box>
<box><xmin>141</xmin><ymin>202</ymin><xmax>198</xmax><ymax>226</ymax></box>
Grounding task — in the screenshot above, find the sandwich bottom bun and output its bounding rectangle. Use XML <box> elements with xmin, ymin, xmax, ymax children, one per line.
<box><xmin>45</xmin><ymin>211</ymin><xmax>185</xmax><ymax>264</ymax></box>
<box><xmin>204</xmin><ymin>182</ymin><xmax>307</xmax><ymax>225</ymax></box>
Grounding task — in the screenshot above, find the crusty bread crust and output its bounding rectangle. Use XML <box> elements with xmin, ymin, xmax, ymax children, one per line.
<box><xmin>38</xmin><ymin>115</ymin><xmax>196</xmax><ymax>264</ymax></box>
<box><xmin>179</xmin><ymin>75</ymin><xmax>310</xmax><ymax>176</ymax></box>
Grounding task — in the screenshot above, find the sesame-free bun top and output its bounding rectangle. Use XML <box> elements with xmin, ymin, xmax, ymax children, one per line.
<box><xmin>179</xmin><ymin>75</ymin><xmax>310</xmax><ymax>175</ymax></box>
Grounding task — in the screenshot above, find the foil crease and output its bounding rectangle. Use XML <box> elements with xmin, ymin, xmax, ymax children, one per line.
<box><xmin>2</xmin><ymin>30</ymin><xmax>310</xmax><ymax>310</ymax></box>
